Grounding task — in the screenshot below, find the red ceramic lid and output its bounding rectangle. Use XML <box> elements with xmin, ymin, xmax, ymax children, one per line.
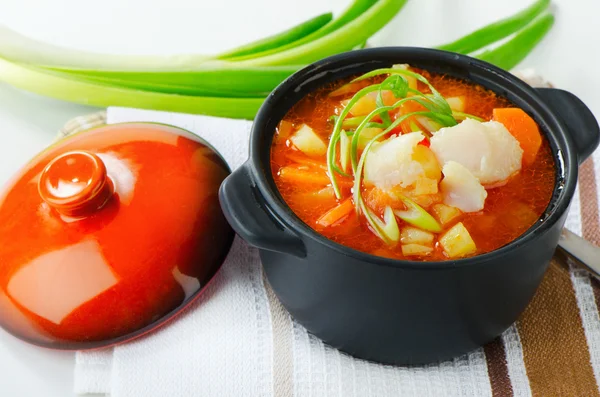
<box><xmin>0</xmin><ymin>123</ymin><xmax>233</xmax><ymax>349</ymax></box>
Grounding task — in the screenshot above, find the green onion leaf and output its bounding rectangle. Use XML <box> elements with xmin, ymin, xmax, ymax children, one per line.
<box><xmin>352</xmin><ymin>126</ymin><xmax>391</xmax><ymax>215</ymax></box>
<box><xmin>436</xmin><ymin>0</ymin><xmax>550</xmax><ymax>54</ymax></box>
<box><xmin>48</xmin><ymin>64</ymin><xmax>301</xmax><ymax>97</ymax></box>
<box><xmin>353</xmin><ymin>68</ymin><xmax>456</xmax><ymax>120</ymax></box>
<box><xmin>350</xmin><ymin>105</ymin><xmax>398</xmax><ymax>173</ymax></box>
<box><xmin>224</xmin><ymin>0</ymin><xmax>378</xmax><ymax>62</ymax></box>
<box><xmin>376</xmin><ymin>74</ymin><xmax>409</xmax><ymax>126</ymax></box>
<box><xmin>354</xmin><ymin>41</ymin><xmax>369</xmax><ymax>50</ymax></box>
<box><xmin>341</xmin><ymin>116</ymin><xmax>386</xmax><ymax>130</ymax></box>
<box><xmin>342</xmin><ymin>116</ymin><xmax>365</xmax><ymax>128</ymax></box>
<box><xmin>381</xmin><ymin>74</ymin><xmax>409</xmax><ymax>98</ymax></box>
<box><xmin>217</xmin><ymin>13</ymin><xmax>333</xmax><ymax>59</ymax></box>
<box><xmin>240</xmin><ymin>0</ymin><xmax>408</xmax><ymax>66</ymax></box>
<box><xmin>474</xmin><ymin>13</ymin><xmax>555</xmax><ymax>71</ymax></box>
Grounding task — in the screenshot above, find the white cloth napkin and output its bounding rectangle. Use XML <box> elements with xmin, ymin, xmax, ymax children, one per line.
<box><xmin>74</xmin><ymin>103</ymin><xmax>586</xmax><ymax>397</ymax></box>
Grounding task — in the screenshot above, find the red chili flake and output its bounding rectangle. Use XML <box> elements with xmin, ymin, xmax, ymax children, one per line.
<box><xmin>388</xmin><ymin>125</ymin><xmax>404</xmax><ymax>136</ymax></box>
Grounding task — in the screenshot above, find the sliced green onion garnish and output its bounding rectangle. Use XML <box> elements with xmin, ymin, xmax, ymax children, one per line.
<box><xmin>331</xmin><ymin>68</ymin><xmax>462</xmax><ymax>222</ymax></box>
<box><xmin>353</xmin><ymin>69</ymin><xmax>455</xmax><ymax>120</ymax></box>
<box><xmin>339</xmin><ymin>130</ymin><xmax>351</xmax><ymax>173</ymax></box>
<box><xmin>327</xmin><ymin>83</ymin><xmax>381</xmax><ymax>198</ymax></box>
<box><xmin>341</xmin><ymin>116</ymin><xmax>385</xmax><ymax>129</ymax></box>
<box><xmin>330</xmin><ymin>133</ymin><xmax>351</xmax><ymax>177</ymax></box>
<box><xmin>394</xmin><ymin>197</ymin><xmax>442</xmax><ymax>233</ymax></box>
<box><xmin>363</xmin><ymin>205</ymin><xmax>400</xmax><ymax>244</ymax></box>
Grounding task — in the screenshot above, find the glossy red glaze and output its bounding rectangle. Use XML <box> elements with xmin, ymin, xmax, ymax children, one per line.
<box><xmin>0</xmin><ymin>123</ymin><xmax>233</xmax><ymax>349</ymax></box>
<box><xmin>38</xmin><ymin>151</ymin><xmax>114</xmax><ymax>217</ymax></box>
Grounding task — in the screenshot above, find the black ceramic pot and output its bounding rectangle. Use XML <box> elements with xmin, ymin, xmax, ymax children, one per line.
<box><xmin>219</xmin><ymin>47</ymin><xmax>600</xmax><ymax>365</ymax></box>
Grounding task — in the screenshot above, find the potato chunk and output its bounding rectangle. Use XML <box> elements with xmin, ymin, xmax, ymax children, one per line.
<box><xmin>439</xmin><ymin>222</ymin><xmax>477</xmax><ymax>258</ymax></box>
<box><xmin>357</xmin><ymin>127</ymin><xmax>384</xmax><ymax>150</ymax></box>
<box><xmin>347</xmin><ymin>91</ymin><xmax>397</xmax><ymax>116</ymax></box>
<box><xmin>431</xmin><ymin>203</ymin><xmax>462</xmax><ymax>227</ymax></box>
<box><xmin>402</xmin><ymin>244</ymin><xmax>434</xmax><ymax>257</ymax></box>
<box><xmin>412</xmin><ymin>145</ymin><xmax>442</xmax><ymax>181</ymax></box>
<box><xmin>289</xmin><ymin>124</ymin><xmax>327</xmax><ymax>157</ymax></box>
<box><xmin>400</xmin><ymin>226</ymin><xmax>435</xmax><ymax>245</ymax></box>
<box><xmin>446</xmin><ymin>96</ymin><xmax>466</xmax><ymax>112</ymax></box>
<box><xmin>276</xmin><ymin>120</ymin><xmax>294</xmax><ymax>142</ymax></box>
<box><xmin>414</xmin><ymin>178</ymin><xmax>438</xmax><ymax>195</ymax></box>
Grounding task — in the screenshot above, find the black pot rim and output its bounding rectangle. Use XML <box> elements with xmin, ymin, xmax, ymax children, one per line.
<box><xmin>249</xmin><ymin>47</ymin><xmax>577</xmax><ymax>270</ymax></box>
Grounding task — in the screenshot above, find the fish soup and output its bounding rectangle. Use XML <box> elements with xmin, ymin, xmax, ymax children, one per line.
<box><xmin>270</xmin><ymin>65</ymin><xmax>555</xmax><ymax>261</ymax></box>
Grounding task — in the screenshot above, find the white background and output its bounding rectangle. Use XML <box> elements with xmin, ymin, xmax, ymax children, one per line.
<box><xmin>0</xmin><ymin>0</ymin><xmax>597</xmax><ymax>395</ymax></box>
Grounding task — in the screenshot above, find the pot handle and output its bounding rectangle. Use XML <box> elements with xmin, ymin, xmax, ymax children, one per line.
<box><xmin>536</xmin><ymin>87</ymin><xmax>600</xmax><ymax>164</ymax></box>
<box><xmin>219</xmin><ymin>163</ymin><xmax>306</xmax><ymax>257</ymax></box>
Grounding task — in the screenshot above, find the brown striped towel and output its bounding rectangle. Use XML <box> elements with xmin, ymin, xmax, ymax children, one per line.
<box><xmin>67</xmin><ymin>78</ymin><xmax>600</xmax><ymax>396</ymax></box>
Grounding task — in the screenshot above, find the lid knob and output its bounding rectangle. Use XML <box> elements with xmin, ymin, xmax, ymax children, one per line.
<box><xmin>38</xmin><ymin>151</ymin><xmax>114</xmax><ymax>216</ymax></box>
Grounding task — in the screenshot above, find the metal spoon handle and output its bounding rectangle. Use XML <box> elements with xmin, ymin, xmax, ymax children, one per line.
<box><xmin>558</xmin><ymin>228</ymin><xmax>600</xmax><ymax>279</ymax></box>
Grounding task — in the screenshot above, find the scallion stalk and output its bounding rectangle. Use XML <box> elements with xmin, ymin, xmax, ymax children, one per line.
<box><xmin>0</xmin><ymin>26</ymin><xmax>212</xmax><ymax>71</ymax></box>
<box><xmin>50</xmin><ymin>64</ymin><xmax>301</xmax><ymax>97</ymax></box>
<box><xmin>0</xmin><ymin>12</ymin><xmax>333</xmax><ymax>70</ymax></box>
<box><xmin>0</xmin><ymin>0</ymin><xmax>557</xmax><ymax>121</ymax></box>
<box><xmin>0</xmin><ymin>58</ymin><xmax>263</xmax><ymax>119</ymax></box>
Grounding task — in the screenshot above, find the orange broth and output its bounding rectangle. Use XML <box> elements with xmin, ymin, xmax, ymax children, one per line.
<box><xmin>270</xmin><ymin>71</ymin><xmax>556</xmax><ymax>261</ymax></box>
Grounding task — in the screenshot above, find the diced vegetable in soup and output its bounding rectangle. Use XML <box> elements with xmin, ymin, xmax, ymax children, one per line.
<box><xmin>270</xmin><ymin>65</ymin><xmax>555</xmax><ymax>261</ymax></box>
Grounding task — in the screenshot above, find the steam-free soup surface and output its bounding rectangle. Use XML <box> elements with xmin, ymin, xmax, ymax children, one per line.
<box><xmin>271</xmin><ymin>67</ymin><xmax>555</xmax><ymax>261</ymax></box>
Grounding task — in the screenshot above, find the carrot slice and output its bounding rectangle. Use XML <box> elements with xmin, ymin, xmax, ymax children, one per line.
<box><xmin>286</xmin><ymin>152</ymin><xmax>328</xmax><ymax>170</ymax></box>
<box><xmin>397</xmin><ymin>100</ymin><xmax>426</xmax><ymax>134</ymax></box>
<box><xmin>316</xmin><ymin>198</ymin><xmax>354</xmax><ymax>227</ymax></box>
<box><xmin>493</xmin><ymin>108</ymin><xmax>542</xmax><ymax>166</ymax></box>
<box><xmin>275</xmin><ymin>120</ymin><xmax>294</xmax><ymax>142</ymax></box>
<box><xmin>364</xmin><ymin>188</ymin><xmax>399</xmax><ymax>213</ymax></box>
<box><xmin>278</xmin><ymin>166</ymin><xmax>352</xmax><ymax>187</ymax></box>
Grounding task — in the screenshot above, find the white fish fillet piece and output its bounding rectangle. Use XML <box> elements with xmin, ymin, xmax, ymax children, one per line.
<box><xmin>430</xmin><ymin>119</ymin><xmax>523</xmax><ymax>185</ymax></box>
<box><xmin>440</xmin><ymin>161</ymin><xmax>488</xmax><ymax>212</ymax></box>
<box><xmin>364</xmin><ymin>132</ymin><xmax>425</xmax><ymax>190</ymax></box>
